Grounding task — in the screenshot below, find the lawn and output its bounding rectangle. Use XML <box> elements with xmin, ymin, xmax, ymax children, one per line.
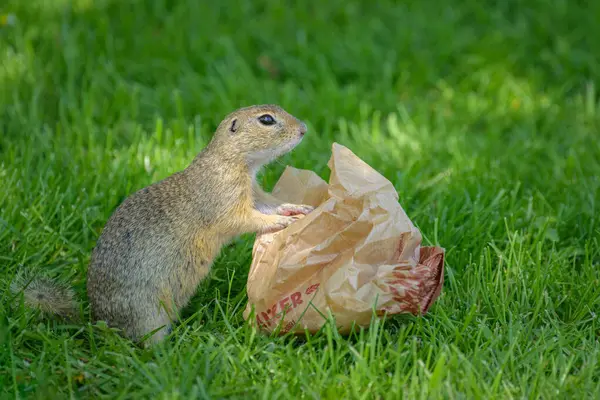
<box><xmin>1</xmin><ymin>0</ymin><xmax>599</xmax><ymax>398</ymax></box>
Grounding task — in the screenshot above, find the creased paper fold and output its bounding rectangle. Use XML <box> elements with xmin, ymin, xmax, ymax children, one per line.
<box><xmin>243</xmin><ymin>143</ymin><xmax>444</xmax><ymax>334</ymax></box>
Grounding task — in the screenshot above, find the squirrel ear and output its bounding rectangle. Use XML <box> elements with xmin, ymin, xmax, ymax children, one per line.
<box><xmin>229</xmin><ymin>119</ymin><xmax>238</xmax><ymax>133</ymax></box>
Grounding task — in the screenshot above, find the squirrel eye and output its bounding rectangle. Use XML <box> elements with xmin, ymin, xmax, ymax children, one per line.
<box><xmin>258</xmin><ymin>114</ymin><xmax>276</xmax><ymax>125</ymax></box>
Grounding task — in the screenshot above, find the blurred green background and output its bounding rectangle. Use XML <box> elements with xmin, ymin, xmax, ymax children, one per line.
<box><xmin>1</xmin><ymin>0</ymin><xmax>599</xmax><ymax>398</ymax></box>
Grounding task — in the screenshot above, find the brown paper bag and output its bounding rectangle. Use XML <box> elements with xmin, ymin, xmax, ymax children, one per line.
<box><xmin>243</xmin><ymin>143</ymin><xmax>445</xmax><ymax>335</ymax></box>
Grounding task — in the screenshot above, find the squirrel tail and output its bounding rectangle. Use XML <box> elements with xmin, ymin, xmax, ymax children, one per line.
<box><xmin>10</xmin><ymin>271</ymin><xmax>79</xmax><ymax>319</ymax></box>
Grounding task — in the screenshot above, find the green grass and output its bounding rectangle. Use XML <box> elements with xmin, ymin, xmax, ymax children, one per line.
<box><xmin>1</xmin><ymin>0</ymin><xmax>600</xmax><ymax>398</ymax></box>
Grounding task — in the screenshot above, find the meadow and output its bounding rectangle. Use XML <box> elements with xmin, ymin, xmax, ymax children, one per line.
<box><xmin>1</xmin><ymin>0</ymin><xmax>599</xmax><ymax>398</ymax></box>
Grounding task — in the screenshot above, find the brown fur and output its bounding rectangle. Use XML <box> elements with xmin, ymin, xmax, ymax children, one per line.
<box><xmin>85</xmin><ymin>104</ymin><xmax>313</xmax><ymax>345</ymax></box>
<box><xmin>10</xmin><ymin>272</ymin><xmax>78</xmax><ymax>319</ymax></box>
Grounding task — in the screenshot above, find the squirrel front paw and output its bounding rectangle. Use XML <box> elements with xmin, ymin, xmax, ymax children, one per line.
<box><xmin>276</xmin><ymin>203</ymin><xmax>314</xmax><ymax>216</ymax></box>
<box><xmin>262</xmin><ymin>215</ymin><xmax>302</xmax><ymax>234</ymax></box>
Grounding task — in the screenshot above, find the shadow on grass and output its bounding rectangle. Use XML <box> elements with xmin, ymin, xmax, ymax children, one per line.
<box><xmin>2</xmin><ymin>0</ymin><xmax>599</xmax><ymax>136</ymax></box>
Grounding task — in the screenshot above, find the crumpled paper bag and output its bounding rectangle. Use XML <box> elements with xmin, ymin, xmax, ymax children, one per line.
<box><xmin>243</xmin><ymin>143</ymin><xmax>445</xmax><ymax>334</ymax></box>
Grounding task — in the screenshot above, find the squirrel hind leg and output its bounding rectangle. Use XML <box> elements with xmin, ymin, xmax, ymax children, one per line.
<box><xmin>135</xmin><ymin>309</ymin><xmax>173</xmax><ymax>347</ymax></box>
<box><xmin>140</xmin><ymin>325</ymin><xmax>171</xmax><ymax>348</ymax></box>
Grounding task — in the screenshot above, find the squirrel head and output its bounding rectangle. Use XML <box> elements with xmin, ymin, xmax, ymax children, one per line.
<box><xmin>209</xmin><ymin>104</ymin><xmax>307</xmax><ymax>169</ymax></box>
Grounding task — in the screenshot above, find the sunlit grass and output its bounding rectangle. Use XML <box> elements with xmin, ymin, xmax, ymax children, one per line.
<box><xmin>1</xmin><ymin>0</ymin><xmax>599</xmax><ymax>398</ymax></box>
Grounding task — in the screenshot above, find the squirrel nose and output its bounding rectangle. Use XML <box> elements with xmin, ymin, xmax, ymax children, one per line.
<box><xmin>299</xmin><ymin>122</ymin><xmax>307</xmax><ymax>136</ymax></box>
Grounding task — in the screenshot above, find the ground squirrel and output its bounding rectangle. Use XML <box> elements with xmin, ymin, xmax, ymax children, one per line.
<box><xmin>11</xmin><ymin>104</ymin><xmax>314</xmax><ymax>346</ymax></box>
